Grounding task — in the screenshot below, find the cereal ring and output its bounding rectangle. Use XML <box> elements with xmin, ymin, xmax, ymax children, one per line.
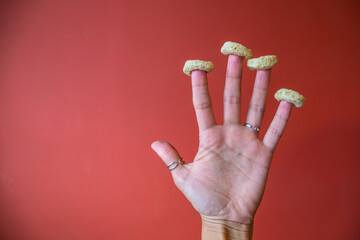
<box><xmin>274</xmin><ymin>88</ymin><xmax>305</xmax><ymax>107</ymax></box>
<box><xmin>183</xmin><ymin>60</ymin><xmax>214</xmax><ymax>76</ymax></box>
<box><xmin>220</xmin><ymin>41</ymin><xmax>252</xmax><ymax>59</ymax></box>
<box><xmin>247</xmin><ymin>55</ymin><xmax>278</xmax><ymax>70</ymax></box>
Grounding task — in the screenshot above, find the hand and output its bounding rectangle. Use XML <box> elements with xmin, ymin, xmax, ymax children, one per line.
<box><xmin>151</xmin><ymin>55</ymin><xmax>292</xmax><ymax>225</ymax></box>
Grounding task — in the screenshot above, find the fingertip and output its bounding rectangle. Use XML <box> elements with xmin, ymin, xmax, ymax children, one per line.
<box><xmin>228</xmin><ymin>54</ymin><xmax>244</xmax><ymax>64</ymax></box>
<box><xmin>191</xmin><ymin>70</ymin><xmax>207</xmax><ymax>78</ymax></box>
<box><xmin>226</xmin><ymin>54</ymin><xmax>243</xmax><ymax>79</ymax></box>
<box><xmin>151</xmin><ymin>140</ymin><xmax>163</xmax><ymax>151</ymax></box>
<box><xmin>255</xmin><ymin>69</ymin><xmax>271</xmax><ymax>83</ymax></box>
<box><xmin>151</xmin><ymin>142</ymin><xmax>157</xmax><ymax>151</ymax></box>
<box><xmin>151</xmin><ymin>141</ymin><xmax>181</xmax><ymax>164</ymax></box>
<box><xmin>280</xmin><ymin>100</ymin><xmax>292</xmax><ymax>107</ymax></box>
<box><xmin>191</xmin><ymin>70</ymin><xmax>208</xmax><ymax>88</ymax></box>
<box><xmin>279</xmin><ymin>101</ymin><xmax>293</xmax><ymax>113</ymax></box>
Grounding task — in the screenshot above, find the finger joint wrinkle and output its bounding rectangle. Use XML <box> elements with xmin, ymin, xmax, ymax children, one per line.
<box><xmin>224</xmin><ymin>95</ymin><xmax>241</xmax><ymax>104</ymax></box>
<box><xmin>194</xmin><ymin>101</ymin><xmax>212</xmax><ymax>110</ymax></box>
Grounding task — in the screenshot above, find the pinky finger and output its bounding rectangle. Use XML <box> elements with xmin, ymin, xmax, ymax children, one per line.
<box><xmin>263</xmin><ymin>101</ymin><xmax>293</xmax><ymax>152</ymax></box>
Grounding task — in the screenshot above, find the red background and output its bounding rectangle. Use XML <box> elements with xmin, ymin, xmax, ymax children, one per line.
<box><xmin>0</xmin><ymin>0</ymin><xmax>359</xmax><ymax>239</ymax></box>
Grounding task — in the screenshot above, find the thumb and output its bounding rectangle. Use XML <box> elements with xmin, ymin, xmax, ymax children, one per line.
<box><xmin>151</xmin><ymin>140</ymin><xmax>188</xmax><ymax>186</ymax></box>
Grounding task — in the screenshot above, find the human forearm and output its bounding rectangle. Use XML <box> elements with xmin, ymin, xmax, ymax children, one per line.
<box><xmin>201</xmin><ymin>217</ymin><xmax>253</xmax><ymax>240</ymax></box>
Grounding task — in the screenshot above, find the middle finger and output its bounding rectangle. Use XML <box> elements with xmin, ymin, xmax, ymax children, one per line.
<box><xmin>245</xmin><ymin>69</ymin><xmax>271</xmax><ymax>134</ymax></box>
<box><xmin>223</xmin><ymin>54</ymin><xmax>244</xmax><ymax>125</ymax></box>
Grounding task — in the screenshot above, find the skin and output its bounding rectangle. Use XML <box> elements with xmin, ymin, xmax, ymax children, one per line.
<box><xmin>151</xmin><ymin>54</ymin><xmax>293</xmax><ymax>235</ymax></box>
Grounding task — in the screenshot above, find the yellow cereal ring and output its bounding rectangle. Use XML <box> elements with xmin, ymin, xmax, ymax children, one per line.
<box><xmin>247</xmin><ymin>55</ymin><xmax>278</xmax><ymax>70</ymax></box>
<box><xmin>220</xmin><ymin>41</ymin><xmax>252</xmax><ymax>59</ymax></box>
<box><xmin>183</xmin><ymin>60</ymin><xmax>214</xmax><ymax>76</ymax></box>
<box><xmin>274</xmin><ymin>88</ymin><xmax>305</xmax><ymax>107</ymax></box>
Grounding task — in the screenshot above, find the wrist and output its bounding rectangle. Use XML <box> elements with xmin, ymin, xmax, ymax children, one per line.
<box><xmin>201</xmin><ymin>216</ymin><xmax>253</xmax><ymax>240</ymax></box>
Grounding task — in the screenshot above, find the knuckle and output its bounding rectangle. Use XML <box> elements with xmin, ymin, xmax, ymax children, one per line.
<box><xmin>194</xmin><ymin>101</ymin><xmax>212</xmax><ymax>110</ymax></box>
<box><xmin>270</xmin><ymin>127</ymin><xmax>282</xmax><ymax>138</ymax></box>
<box><xmin>224</xmin><ymin>95</ymin><xmax>241</xmax><ymax>104</ymax></box>
<box><xmin>275</xmin><ymin>112</ymin><xmax>288</xmax><ymax>122</ymax></box>
<box><xmin>226</xmin><ymin>75</ymin><xmax>240</xmax><ymax>80</ymax></box>
<box><xmin>162</xmin><ymin>147</ymin><xmax>173</xmax><ymax>158</ymax></box>
<box><xmin>254</xmin><ymin>85</ymin><xmax>267</xmax><ymax>93</ymax></box>
<box><xmin>249</xmin><ymin>103</ymin><xmax>265</xmax><ymax>115</ymax></box>
<box><xmin>192</xmin><ymin>82</ymin><xmax>208</xmax><ymax>88</ymax></box>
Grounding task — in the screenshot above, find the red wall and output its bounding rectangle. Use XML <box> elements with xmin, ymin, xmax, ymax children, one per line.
<box><xmin>0</xmin><ymin>0</ymin><xmax>359</xmax><ymax>239</ymax></box>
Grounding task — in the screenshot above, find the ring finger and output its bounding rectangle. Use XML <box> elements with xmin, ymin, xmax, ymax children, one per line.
<box><xmin>245</xmin><ymin>69</ymin><xmax>271</xmax><ymax>135</ymax></box>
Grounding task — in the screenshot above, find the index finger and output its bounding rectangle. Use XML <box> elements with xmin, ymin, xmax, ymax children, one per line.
<box><xmin>191</xmin><ymin>70</ymin><xmax>217</xmax><ymax>132</ymax></box>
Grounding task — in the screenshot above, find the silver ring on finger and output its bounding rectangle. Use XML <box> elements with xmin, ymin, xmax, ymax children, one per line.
<box><xmin>167</xmin><ymin>157</ymin><xmax>185</xmax><ymax>171</ymax></box>
<box><xmin>244</xmin><ymin>123</ymin><xmax>260</xmax><ymax>132</ymax></box>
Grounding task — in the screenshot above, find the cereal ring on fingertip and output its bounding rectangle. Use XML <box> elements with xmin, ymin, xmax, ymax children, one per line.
<box><xmin>274</xmin><ymin>88</ymin><xmax>305</xmax><ymax>107</ymax></box>
<box><xmin>221</xmin><ymin>41</ymin><xmax>253</xmax><ymax>59</ymax></box>
<box><xmin>247</xmin><ymin>55</ymin><xmax>278</xmax><ymax>70</ymax></box>
<box><xmin>183</xmin><ymin>60</ymin><xmax>214</xmax><ymax>76</ymax></box>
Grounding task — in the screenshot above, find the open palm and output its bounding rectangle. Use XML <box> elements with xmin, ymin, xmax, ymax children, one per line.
<box><xmin>151</xmin><ymin>55</ymin><xmax>292</xmax><ymax>225</ymax></box>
